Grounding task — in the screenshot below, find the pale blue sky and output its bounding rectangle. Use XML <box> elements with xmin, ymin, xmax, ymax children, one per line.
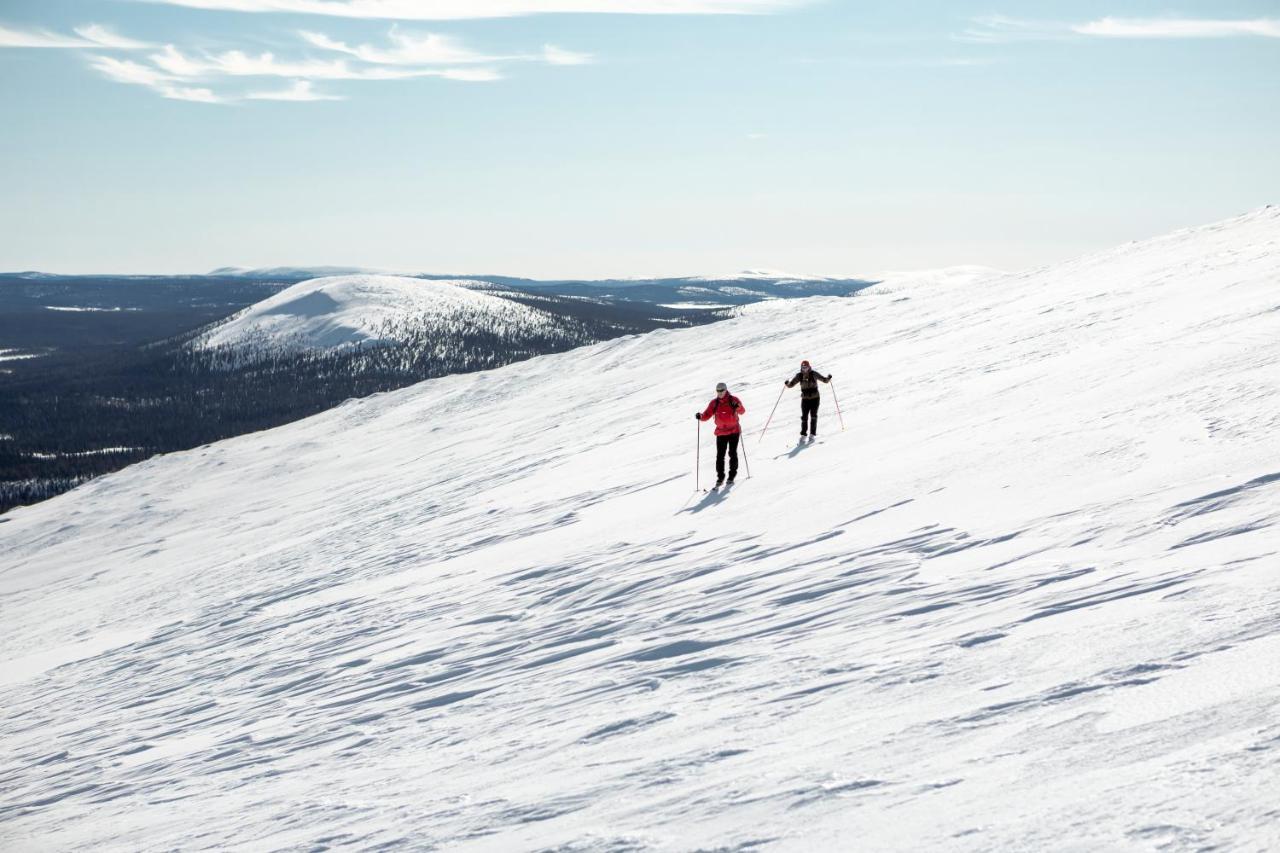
<box><xmin>2</xmin><ymin>0</ymin><xmax>1278</xmax><ymax>276</ymax></box>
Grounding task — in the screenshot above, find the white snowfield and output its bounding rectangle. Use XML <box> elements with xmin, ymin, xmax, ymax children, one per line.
<box><xmin>863</xmin><ymin>264</ymin><xmax>1006</xmax><ymax>294</ymax></box>
<box><xmin>194</xmin><ymin>274</ymin><xmax>559</xmax><ymax>360</ymax></box>
<box><xmin>3</xmin><ymin>209</ymin><xmax>1280</xmax><ymax>850</ymax></box>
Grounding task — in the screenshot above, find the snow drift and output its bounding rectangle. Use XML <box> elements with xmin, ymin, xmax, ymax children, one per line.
<box><xmin>2</xmin><ymin>209</ymin><xmax>1279</xmax><ymax>850</ymax></box>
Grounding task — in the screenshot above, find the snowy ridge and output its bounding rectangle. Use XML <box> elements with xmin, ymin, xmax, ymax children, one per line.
<box><xmin>2</xmin><ymin>209</ymin><xmax>1280</xmax><ymax>849</ymax></box>
<box><xmin>192</xmin><ymin>274</ymin><xmax>567</xmax><ymax>365</ymax></box>
<box><xmin>862</xmin><ymin>264</ymin><xmax>1005</xmax><ymax>295</ymax></box>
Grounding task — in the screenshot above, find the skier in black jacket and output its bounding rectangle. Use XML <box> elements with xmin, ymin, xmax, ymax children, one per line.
<box><xmin>785</xmin><ymin>360</ymin><xmax>831</xmax><ymax>439</ymax></box>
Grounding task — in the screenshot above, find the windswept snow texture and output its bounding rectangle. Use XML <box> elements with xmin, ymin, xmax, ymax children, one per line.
<box><xmin>194</xmin><ymin>275</ymin><xmax>560</xmax><ymax>363</ymax></box>
<box><xmin>863</xmin><ymin>264</ymin><xmax>1005</xmax><ymax>294</ymax></box>
<box><xmin>4</xmin><ymin>209</ymin><xmax>1280</xmax><ymax>850</ymax></box>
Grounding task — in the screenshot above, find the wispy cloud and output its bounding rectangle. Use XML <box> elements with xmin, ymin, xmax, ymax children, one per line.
<box><xmin>960</xmin><ymin>14</ymin><xmax>1280</xmax><ymax>43</ymax></box>
<box><xmin>0</xmin><ymin>23</ymin><xmax>153</xmax><ymax>50</ymax></box>
<box><xmin>956</xmin><ymin>15</ymin><xmax>1074</xmax><ymax>44</ymax></box>
<box><xmin>299</xmin><ymin>29</ymin><xmax>498</xmax><ymax>65</ymax></box>
<box><xmin>65</xmin><ymin>23</ymin><xmax>582</xmax><ymax>102</ymax></box>
<box><xmin>87</xmin><ymin>55</ymin><xmax>225</xmax><ymax>102</ymax></box>
<box><xmin>88</xmin><ymin>55</ymin><xmax>171</xmax><ymax>87</ymax></box>
<box><xmin>134</xmin><ymin>0</ymin><xmax>804</xmax><ymax>20</ymax></box>
<box><xmin>149</xmin><ymin>43</ymin><xmax>507</xmax><ymax>81</ymax></box>
<box><xmin>1073</xmin><ymin>17</ymin><xmax>1280</xmax><ymax>39</ymax></box>
<box><xmin>154</xmin><ymin>45</ymin><xmax>406</xmax><ymax>79</ymax></box>
<box><xmin>4</xmin><ymin>7</ymin><xmax>610</xmax><ymax>105</ymax></box>
<box><xmin>73</xmin><ymin>25</ymin><xmax>157</xmax><ymax>50</ymax></box>
<box><xmin>541</xmin><ymin>44</ymin><xmax>592</xmax><ymax>65</ymax></box>
<box><xmin>246</xmin><ymin>79</ymin><xmax>344</xmax><ymax>100</ymax></box>
<box><xmin>299</xmin><ymin>28</ymin><xmax>592</xmax><ymax>68</ymax></box>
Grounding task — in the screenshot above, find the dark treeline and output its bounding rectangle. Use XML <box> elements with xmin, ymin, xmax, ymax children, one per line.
<box><xmin>0</xmin><ymin>295</ymin><xmax>723</xmax><ymax>515</ymax></box>
<box><xmin>0</xmin><ymin>274</ymin><xmax>286</xmax><ymax>352</ymax></box>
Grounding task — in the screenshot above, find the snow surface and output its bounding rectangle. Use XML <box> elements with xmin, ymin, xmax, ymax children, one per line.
<box><xmin>3</xmin><ymin>209</ymin><xmax>1280</xmax><ymax>850</ymax></box>
<box><xmin>862</xmin><ymin>265</ymin><xmax>1006</xmax><ymax>295</ymax></box>
<box><xmin>0</xmin><ymin>349</ymin><xmax>43</xmax><ymax>363</ymax></box>
<box><xmin>193</xmin><ymin>274</ymin><xmax>557</xmax><ymax>359</ymax></box>
<box><xmin>28</xmin><ymin>448</ymin><xmax>143</xmax><ymax>460</ymax></box>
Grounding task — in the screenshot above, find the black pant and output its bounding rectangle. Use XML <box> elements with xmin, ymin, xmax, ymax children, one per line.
<box><xmin>715</xmin><ymin>432</ymin><xmax>739</xmax><ymax>480</ymax></box>
<box><xmin>801</xmin><ymin>397</ymin><xmax>820</xmax><ymax>435</ymax></box>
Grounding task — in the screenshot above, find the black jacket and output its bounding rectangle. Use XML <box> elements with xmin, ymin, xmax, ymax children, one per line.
<box><xmin>786</xmin><ymin>369</ymin><xmax>830</xmax><ymax>400</ymax></box>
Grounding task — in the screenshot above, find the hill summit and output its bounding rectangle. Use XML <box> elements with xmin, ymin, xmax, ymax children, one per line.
<box><xmin>193</xmin><ymin>274</ymin><xmax>569</xmax><ymax>364</ymax></box>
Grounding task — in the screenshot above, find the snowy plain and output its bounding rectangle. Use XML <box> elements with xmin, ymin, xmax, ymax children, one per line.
<box><xmin>2</xmin><ymin>209</ymin><xmax>1280</xmax><ymax>850</ymax></box>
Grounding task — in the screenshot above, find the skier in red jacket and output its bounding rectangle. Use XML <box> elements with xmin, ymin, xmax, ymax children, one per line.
<box><xmin>696</xmin><ymin>382</ymin><xmax>746</xmax><ymax>486</ymax></box>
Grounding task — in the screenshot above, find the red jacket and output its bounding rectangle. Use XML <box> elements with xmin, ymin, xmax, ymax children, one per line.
<box><xmin>700</xmin><ymin>394</ymin><xmax>745</xmax><ymax>436</ymax></box>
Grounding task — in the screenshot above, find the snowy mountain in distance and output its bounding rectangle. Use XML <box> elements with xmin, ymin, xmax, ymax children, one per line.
<box><xmin>6</xmin><ymin>267</ymin><xmax>874</xmax><ymax>307</ymax></box>
<box><xmin>490</xmin><ymin>271</ymin><xmax>874</xmax><ymax>305</ymax></box>
<box><xmin>3</xmin><ymin>208</ymin><xmax>1280</xmax><ymax>849</ymax></box>
<box><xmin>685</xmin><ymin>268</ymin><xmax>839</xmax><ymax>283</ymax></box>
<box><xmin>0</xmin><ymin>271</ymin><xmax>64</xmax><ymax>280</ymax></box>
<box><xmin>191</xmin><ymin>274</ymin><xmax>579</xmax><ymax>366</ymax></box>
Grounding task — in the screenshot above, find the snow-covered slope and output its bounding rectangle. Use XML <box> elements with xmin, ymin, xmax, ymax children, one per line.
<box><xmin>3</xmin><ymin>209</ymin><xmax>1280</xmax><ymax>850</ymax></box>
<box><xmin>863</xmin><ymin>264</ymin><xmax>1005</xmax><ymax>294</ymax></box>
<box><xmin>193</xmin><ymin>274</ymin><xmax>567</xmax><ymax>363</ymax></box>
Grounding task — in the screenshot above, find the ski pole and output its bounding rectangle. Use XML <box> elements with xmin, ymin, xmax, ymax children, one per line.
<box><xmin>830</xmin><ymin>380</ymin><xmax>846</xmax><ymax>432</ymax></box>
<box><xmin>695</xmin><ymin>418</ymin><xmax>701</xmax><ymax>491</ymax></box>
<box><xmin>758</xmin><ymin>384</ymin><xmax>786</xmax><ymax>445</ymax></box>
<box><xmin>740</xmin><ymin>434</ymin><xmax>752</xmax><ymax>479</ymax></box>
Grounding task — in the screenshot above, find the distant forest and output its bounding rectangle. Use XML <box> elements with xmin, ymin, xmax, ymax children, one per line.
<box><xmin>0</xmin><ymin>277</ymin><xmax>724</xmax><ymax>514</ymax></box>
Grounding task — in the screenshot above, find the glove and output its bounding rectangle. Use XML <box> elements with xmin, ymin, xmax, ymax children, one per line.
<box><xmin>827</xmin><ymin>374</ymin><xmax>833</xmax><ymax>380</ymax></box>
<box><xmin>694</xmin><ymin>412</ymin><xmax>702</xmax><ymax>420</ymax></box>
